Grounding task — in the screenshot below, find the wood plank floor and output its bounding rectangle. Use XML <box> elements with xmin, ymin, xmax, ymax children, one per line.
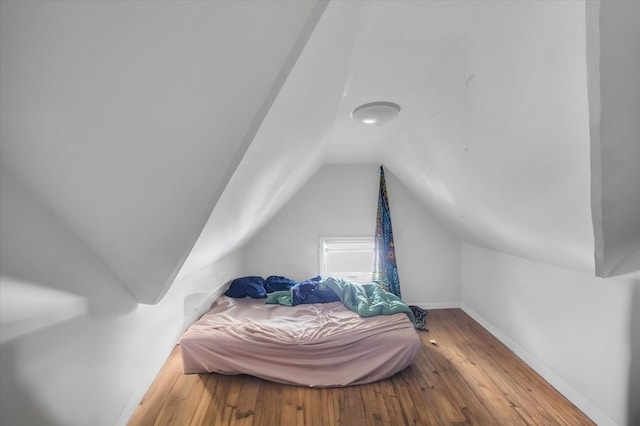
<box><xmin>128</xmin><ymin>308</ymin><xmax>594</xmax><ymax>426</ymax></box>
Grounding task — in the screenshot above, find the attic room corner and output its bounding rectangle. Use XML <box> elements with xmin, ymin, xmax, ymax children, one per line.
<box><xmin>1</xmin><ymin>0</ymin><xmax>639</xmax><ymax>425</ymax></box>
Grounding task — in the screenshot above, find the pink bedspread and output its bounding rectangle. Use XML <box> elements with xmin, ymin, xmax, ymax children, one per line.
<box><xmin>179</xmin><ymin>296</ymin><xmax>421</xmax><ymax>387</ymax></box>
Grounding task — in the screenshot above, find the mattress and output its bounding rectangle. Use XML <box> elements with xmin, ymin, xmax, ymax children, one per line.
<box><xmin>179</xmin><ymin>295</ymin><xmax>421</xmax><ymax>387</ymax></box>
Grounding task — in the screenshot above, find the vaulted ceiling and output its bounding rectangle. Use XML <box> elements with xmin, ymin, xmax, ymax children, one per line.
<box><xmin>0</xmin><ymin>0</ymin><xmax>327</xmax><ymax>303</ymax></box>
<box><xmin>1</xmin><ymin>0</ymin><xmax>638</xmax><ymax>304</ymax></box>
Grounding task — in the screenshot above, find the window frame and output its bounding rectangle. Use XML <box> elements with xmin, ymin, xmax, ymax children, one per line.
<box><xmin>318</xmin><ymin>236</ymin><xmax>375</xmax><ymax>283</ymax></box>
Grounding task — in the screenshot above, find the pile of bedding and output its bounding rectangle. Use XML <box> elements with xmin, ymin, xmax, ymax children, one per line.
<box><xmin>223</xmin><ymin>275</ymin><xmax>424</xmax><ymax>329</ymax></box>
<box><xmin>179</xmin><ymin>275</ymin><xmax>426</xmax><ymax>386</ymax></box>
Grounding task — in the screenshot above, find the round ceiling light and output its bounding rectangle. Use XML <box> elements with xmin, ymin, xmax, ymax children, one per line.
<box><xmin>351</xmin><ymin>101</ymin><xmax>401</xmax><ymax>125</ymax></box>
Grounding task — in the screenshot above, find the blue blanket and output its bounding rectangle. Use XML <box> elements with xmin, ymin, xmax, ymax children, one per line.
<box><xmin>266</xmin><ymin>277</ymin><xmax>417</xmax><ymax>326</ymax></box>
<box><xmin>225</xmin><ymin>275</ymin><xmax>322</xmax><ymax>298</ymax></box>
<box><xmin>265</xmin><ymin>278</ymin><xmax>339</xmax><ymax>306</ymax></box>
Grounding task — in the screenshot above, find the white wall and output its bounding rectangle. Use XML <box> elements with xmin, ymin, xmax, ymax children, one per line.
<box><xmin>0</xmin><ymin>167</ymin><xmax>242</xmax><ymax>426</ymax></box>
<box><xmin>461</xmin><ymin>243</ymin><xmax>640</xmax><ymax>426</ymax></box>
<box><xmin>242</xmin><ymin>164</ymin><xmax>460</xmax><ymax>307</ymax></box>
<box><xmin>588</xmin><ymin>0</ymin><xmax>640</xmax><ymax>278</ymax></box>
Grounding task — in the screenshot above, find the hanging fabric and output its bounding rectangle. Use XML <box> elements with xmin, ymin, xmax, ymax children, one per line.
<box><xmin>372</xmin><ymin>165</ymin><xmax>401</xmax><ymax>298</ymax></box>
<box><xmin>372</xmin><ymin>165</ymin><xmax>429</xmax><ymax>330</ymax></box>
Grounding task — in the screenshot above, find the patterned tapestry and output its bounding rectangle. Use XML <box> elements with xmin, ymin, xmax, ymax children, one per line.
<box><xmin>372</xmin><ymin>165</ymin><xmax>401</xmax><ymax>298</ymax></box>
<box><xmin>372</xmin><ymin>165</ymin><xmax>428</xmax><ymax>330</ymax></box>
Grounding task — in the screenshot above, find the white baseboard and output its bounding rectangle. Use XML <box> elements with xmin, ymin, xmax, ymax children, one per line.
<box><xmin>459</xmin><ymin>303</ymin><xmax>617</xmax><ymax>426</ymax></box>
<box><xmin>406</xmin><ymin>301</ymin><xmax>461</xmax><ymax>310</ymax></box>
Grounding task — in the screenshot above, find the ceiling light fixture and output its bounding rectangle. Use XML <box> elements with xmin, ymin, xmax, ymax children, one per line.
<box><xmin>351</xmin><ymin>101</ymin><xmax>401</xmax><ymax>125</ymax></box>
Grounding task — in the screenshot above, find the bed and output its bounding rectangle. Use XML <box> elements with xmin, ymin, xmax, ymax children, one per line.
<box><xmin>179</xmin><ymin>277</ymin><xmax>422</xmax><ymax>387</ymax></box>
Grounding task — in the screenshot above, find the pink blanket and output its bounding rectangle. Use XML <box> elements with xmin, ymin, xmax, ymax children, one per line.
<box><xmin>179</xmin><ymin>296</ymin><xmax>421</xmax><ymax>387</ymax></box>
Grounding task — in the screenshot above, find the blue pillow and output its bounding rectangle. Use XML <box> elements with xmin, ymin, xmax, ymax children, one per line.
<box><xmin>224</xmin><ymin>276</ymin><xmax>267</xmax><ymax>298</ymax></box>
<box><xmin>265</xmin><ymin>275</ymin><xmax>297</xmax><ymax>293</ymax></box>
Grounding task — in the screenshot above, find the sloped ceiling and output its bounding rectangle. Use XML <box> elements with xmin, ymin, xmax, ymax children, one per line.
<box><xmin>2</xmin><ymin>1</ymin><xmax>637</xmax><ymax>305</ymax></box>
<box><xmin>0</xmin><ymin>0</ymin><xmax>327</xmax><ymax>303</ymax></box>
<box><xmin>182</xmin><ymin>0</ymin><xmax>626</xmax><ymax>284</ymax></box>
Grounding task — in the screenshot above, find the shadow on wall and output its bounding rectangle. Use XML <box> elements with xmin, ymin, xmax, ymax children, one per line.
<box><xmin>629</xmin><ymin>278</ymin><xmax>640</xmax><ymax>426</ymax></box>
<box><xmin>0</xmin><ymin>168</ymin><xmax>136</xmax><ymax>319</ymax></box>
<box><xmin>0</xmin><ymin>340</ymin><xmax>52</xmax><ymax>425</ymax></box>
<box><xmin>183</xmin><ymin>292</ymin><xmax>216</xmax><ymax>331</ymax></box>
<box><xmin>181</xmin><ymin>281</ymin><xmax>232</xmax><ymax>331</ymax></box>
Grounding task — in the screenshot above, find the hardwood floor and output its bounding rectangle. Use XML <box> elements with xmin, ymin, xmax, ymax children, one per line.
<box><xmin>128</xmin><ymin>308</ymin><xmax>594</xmax><ymax>425</ymax></box>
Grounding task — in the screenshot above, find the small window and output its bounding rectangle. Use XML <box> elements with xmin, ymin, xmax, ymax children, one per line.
<box><xmin>319</xmin><ymin>237</ymin><xmax>374</xmax><ymax>283</ymax></box>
